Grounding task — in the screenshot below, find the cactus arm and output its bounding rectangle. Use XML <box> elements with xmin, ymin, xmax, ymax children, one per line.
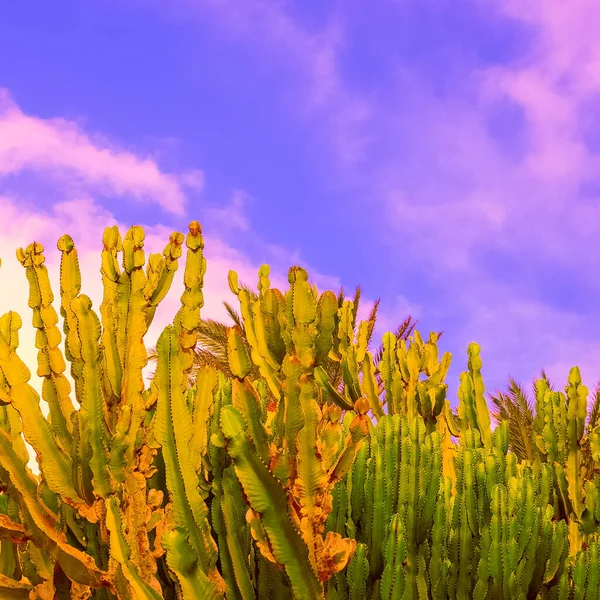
<box><xmin>17</xmin><ymin>242</ymin><xmax>74</xmax><ymax>453</ymax></box>
<box><xmin>260</xmin><ymin>288</ymin><xmax>287</xmax><ymax>364</ymax></box>
<box><xmin>228</xmin><ymin>326</ymin><xmax>252</xmax><ymax>380</ymax></box>
<box><xmin>0</xmin><ymin>330</ymin><xmax>90</xmax><ymax>516</ymax></box>
<box><xmin>207</xmin><ymin>378</ymin><xmax>242</xmax><ymax>600</ymax></box>
<box><xmin>220</xmin><ymin>404</ymin><xmax>324</xmax><ymax>600</ymax></box>
<box><xmin>586</xmin><ymin>542</ymin><xmax>599</xmax><ymax>597</ymax></box>
<box><xmin>99</xmin><ymin>226</ymin><xmax>123</xmax><ymax>405</ymax></box>
<box><xmin>369</xmin><ymin>440</ymin><xmax>385</xmax><ymax>578</ymax></box>
<box><xmin>0</xmin><ymin>432</ymin><xmax>110</xmax><ymax>588</ymax></box>
<box><xmin>314</xmin><ymin>292</ymin><xmax>337</xmax><ymax>365</ymax></box>
<box><xmin>0</xmin><ymin>573</ymin><xmax>32</xmax><ymax>599</ymax></box>
<box><xmin>153</xmin><ymin>326</ymin><xmax>222</xmax><ymax>586</ymax></box>
<box><xmin>360</xmin><ymin>353</ymin><xmax>384</xmax><ymax>419</ymax></box>
<box><xmin>314</xmin><ymin>367</ymin><xmax>353</xmax><ymax>411</ymax></box>
<box><xmin>188</xmin><ymin>367</ymin><xmax>217</xmax><ymax>472</ymax></box>
<box><xmin>417</xmin><ymin>432</ymin><xmax>442</xmax><ymax>544</ymax></box>
<box><xmin>173</xmin><ymin>221</ymin><xmax>205</xmax><ymax>374</ymax></box>
<box><xmin>116</xmin><ymin>225</ymin><xmax>153</xmax><ymax>462</ymax></box>
<box><xmin>280</xmin><ymin>356</ymin><xmax>306</xmax><ymax>473</ymax></box>
<box><xmin>71</xmin><ymin>295</ymin><xmax>113</xmax><ymax>498</ymax></box>
<box><xmin>144</xmin><ymin>232</ymin><xmax>184</xmax><ymax>316</ymax></box>
<box><xmin>565</xmin><ymin>367</ymin><xmax>587</xmax><ymax>521</ymax></box>
<box><xmin>335</xmin><ymin>300</ymin><xmax>353</xmax><ymax>362</ymax></box>
<box><xmin>290</xmin><ymin>267</ymin><xmax>317</xmax><ymax>327</ymax></box>
<box><xmin>252</xmin><ymin>296</ymin><xmax>281</xmax><ymax>371</ymax></box>
<box><xmin>380</xmin><ymin>513</ymin><xmax>406</xmax><ymax>600</ymax></box>
<box><xmin>430</xmin><ymin>479</ymin><xmax>449</xmax><ymax>600</ymax></box>
<box><xmin>104</xmin><ymin>496</ymin><xmax>162</xmax><ymax>600</ymax></box>
<box><xmin>231</xmin><ymin>379</ymin><xmax>270</xmax><ymax>466</ymax></box>
<box><xmin>0</xmin><ymin>354</ymin><xmax>29</xmax><ymax>469</ymax></box>
<box><xmin>543</xmin><ymin>520</ymin><xmax>567</xmax><ymax>584</ymax></box>
<box><xmin>378</xmin><ymin>333</ymin><xmax>397</xmax><ymax>414</ymax></box>
<box><xmin>341</xmin><ymin>352</ymin><xmax>361</xmax><ymax>404</ymax></box>
<box><xmin>234</xmin><ymin>285</ymin><xmax>281</xmax><ymax>399</ymax></box>
<box><xmin>0</xmin><ymin>514</ymin><xmax>28</xmax><ymax>545</ymax></box>
<box><xmin>349</xmin><ymin>441</ymin><xmax>367</xmax><ymax>526</ymax></box>
<box><xmin>108</xmin><ymin>405</ymin><xmax>131</xmax><ymax>485</ymax></box>
<box><xmin>398</xmin><ymin>341</ymin><xmax>420</xmax><ymax>419</ymax></box>
<box><xmin>457</xmin><ymin>343</ymin><xmax>492</xmax><ymax>451</ymax></box>
<box><xmin>325</xmin><ymin>408</ymin><xmax>369</xmax><ymax>486</ymax></box>
<box><xmin>346</xmin><ymin>542</ymin><xmax>368</xmax><ymax>600</ymax></box>
<box><xmin>217</xmin><ymin>466</ymin><xmax>256</xmax><ymax>600</ymax></box>
<box><xmin>463</xmin><ymin>444</ymin><xmax>479</xmax><ymax>538</ymax></box>
<box><xmin>160</xmin><ymin>526</ymin><xmax>224</xmax><ymax>600</ymax></box>
<box><xmin>469</xmin><ymin>343</ymin><xmax>492</xmax><ymax>447</ymax></box>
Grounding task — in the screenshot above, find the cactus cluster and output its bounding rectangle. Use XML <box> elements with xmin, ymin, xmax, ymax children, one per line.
<box><xmin>0</xmin><ymin>222</ymin><xmax>598</xmax><ymax>599</ymax></box>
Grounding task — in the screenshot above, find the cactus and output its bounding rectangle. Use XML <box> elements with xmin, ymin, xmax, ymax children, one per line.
<box><xmin>0</xmin><ymin>222</ymin><xmax>598</xmax><ymax>599</ymax></box>
<box><xmin>490</xmin><ymin>365</ymin><xmax>600</xmax><ymax>556</ymax></box>
<box><xmin>0</xmin><ymin>223</ymin><xmax>204</xmax><ymax>597</ymax></box>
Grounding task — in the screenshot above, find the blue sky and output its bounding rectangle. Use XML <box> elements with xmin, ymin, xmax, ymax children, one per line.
<box><xmin>1</xmin><ymin>0</ymin><xmax>600</xmax><ymax>414</ymax></box>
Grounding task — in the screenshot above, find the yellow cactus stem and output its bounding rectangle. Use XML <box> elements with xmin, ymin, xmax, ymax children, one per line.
<box><xmin>16</xmin><ymin>241</ymin><xmax>75</xmax><ymax>455</ymax></box>
<box><xmin>0</xmin><ymin>323</ymin><xmax>94</xmax><ymax>522</ymax></box>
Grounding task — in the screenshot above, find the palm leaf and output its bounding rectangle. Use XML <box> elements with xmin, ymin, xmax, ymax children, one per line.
<box><xmin>371</xmin><ymin>316</ymin><xmax>420</xmax><ymax>367</ymax></box>
<box><xmin>587</xmin><ymin>380</ymin><xmax>600</xmax><ymax>432</ymax></box>
<box><xmin>488</xmin><ymin>375</ymin><xmax>539</xmax><ymax>464</ymax></box>
<box><xmin>223</xmin><ymin>301</ymin><xmax>244</xmax><ymax>329</ymax></box>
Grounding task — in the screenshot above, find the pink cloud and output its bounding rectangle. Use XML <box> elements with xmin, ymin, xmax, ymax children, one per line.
<box><xmin>0</xmin><ymin>196</ymin><xmax>260</xmax><ymax>392</ymax></box>
<box><xmin>0</xmin><ymin>90</ymin><xmax>203</xmax><ymax>215</ymax></box>
<box><xmin>0</xmin><ymin>193</ymin><xmax>356</xmax><ymax>389</ymax></box>
<box><xmin>480</xmin><ymin>0</ymin><xmax>600</xmax><ymax>182</ymax></box>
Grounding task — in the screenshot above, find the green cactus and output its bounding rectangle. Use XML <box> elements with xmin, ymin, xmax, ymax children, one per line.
<box><xmin>491</xmin><ymin>365</ymin><xmax>600</xmax><ymax>558</ymax></box>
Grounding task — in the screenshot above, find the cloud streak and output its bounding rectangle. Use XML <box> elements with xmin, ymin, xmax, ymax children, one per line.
<box><xmin>0</xmin><ymin>90</ymin><xmax>202</xmax><ymax>215</ymax></box>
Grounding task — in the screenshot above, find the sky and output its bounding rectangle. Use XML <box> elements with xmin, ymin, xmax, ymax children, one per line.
<box><xmin>1</xmin><ymin>0</ymin><xmax>600</xmax><ymax>419</ymax></box>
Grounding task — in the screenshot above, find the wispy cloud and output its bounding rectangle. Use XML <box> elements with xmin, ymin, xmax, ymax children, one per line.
<box><xmin>0</xmin><ymin>90</ymin><xmax>202</xmax><ymax>215</ymax></box>
<box><xmin>202</xmin><ymin>188</ymin><xmax>251</xmax><ymax>232</ymax></box>
<box><xmin>170</xmin><ymin>0</ymin><xmax>373</xmax><ymax>166</ymax></box>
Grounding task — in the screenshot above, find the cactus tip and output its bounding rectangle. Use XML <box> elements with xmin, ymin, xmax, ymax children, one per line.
<box><xmin>57</xmin><ymin>234</ymin><xmax>75</xmax><ymax>252</ymax></box>
<box><xmin>188</xmin><ymin>220</ymin><xmax>202</xmax><ymax>236</ymax></box>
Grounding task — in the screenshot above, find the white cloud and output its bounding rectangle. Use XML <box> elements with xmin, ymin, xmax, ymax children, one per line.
<box><xmin>0</xmin><ymin>90</ymin><xmax>203</xmax><ymax>215</ymax></box>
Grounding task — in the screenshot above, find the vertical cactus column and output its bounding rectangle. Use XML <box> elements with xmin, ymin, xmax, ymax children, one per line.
<box><xmin>153</xmin><ymin>222</ymin><xmax>226</xmax><ymax>599</ymax></box>
<box><xmin>217</xmin><ymin>266</ymin><xmax>373</xmax><ymax>600</ymax></box>
<box><xmin>0</xmin><ymin>222</ymin><xmax>207</xmax><ymax>597</ymax></box>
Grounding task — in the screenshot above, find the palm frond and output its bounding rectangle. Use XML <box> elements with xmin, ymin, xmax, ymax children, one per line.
<box><xmin>223</xmin><ymin>301</ymin><xmax>244</xmax><ymax>329</ymax></box>
<box><xmin>587</xmin><ymin>380</ymin><xmax>600</xmax><ymax>431</ymax></box>
<box><xmin>350</xmin><ymin>285</ymin><xmax>362</xmax><ymax>328</ymax></box>
<box><xmin>539</xmin><ymin>369</ymin><xmax>556</xmax><ymax>391</ymax></box>
<box><xmin>488</xmin><ymin>376</ymin><xmax>537</xmax><ymax>464</ymax></box>
<box><xmin>396</xmin><ymin>317</ymin><xmax>418</xmax><ymax>341</ymax></box>
<box><xmin>364</xmin><ymin>299</ymin><xmax>380</xmax><ymax>348</ymax></box>
<box><xmin>239</xmin><ymin>283</ymin><xmax>259</xmax><ymax>299</ymax></box>
<box><xmin>371</xmin><ymin>316</ymin><xmax>419</xmax><ymax>366</ymax></box>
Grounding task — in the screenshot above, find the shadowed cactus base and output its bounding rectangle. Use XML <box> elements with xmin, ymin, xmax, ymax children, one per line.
<box><xmin>0</xmin><ymin>222</ymin><xmax>597</xmax><ymax>598</ymax></box>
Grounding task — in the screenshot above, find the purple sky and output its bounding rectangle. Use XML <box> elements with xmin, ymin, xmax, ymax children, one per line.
<box><xmin>1</xmin><ymin>0</ymin><xmax>600</xmax><ymax>415</ymax></box>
